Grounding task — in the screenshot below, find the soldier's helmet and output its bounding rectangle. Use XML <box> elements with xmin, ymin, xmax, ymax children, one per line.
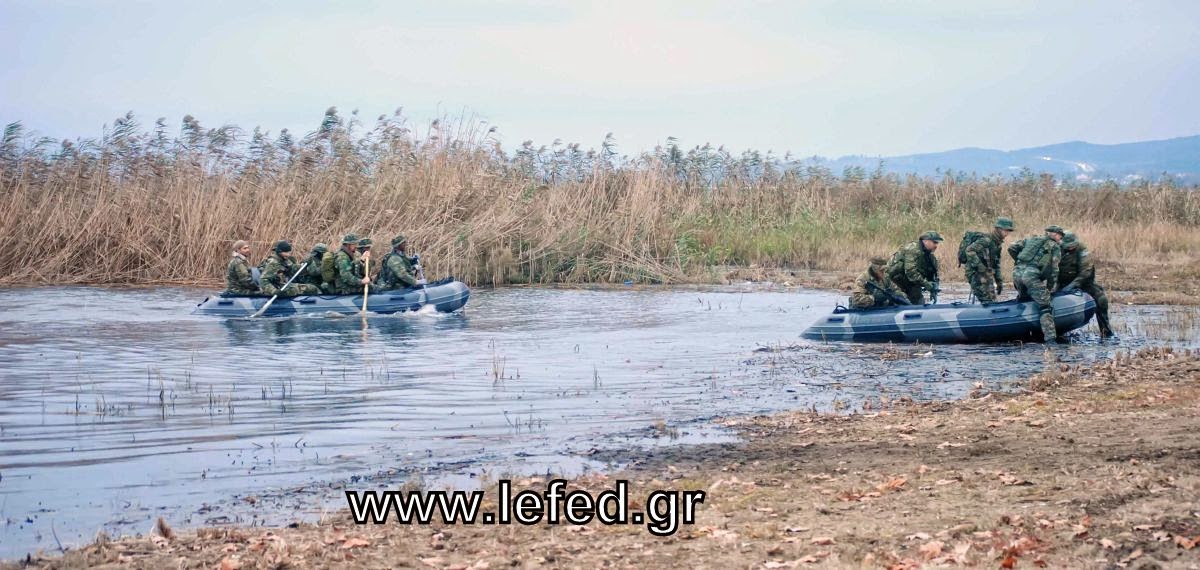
<box><xmin>1061</xmin><ymin>231</ymin><xmax>1078</xmax><ymax>248</ymax></box>
<box><xmin>391</xmin><ymin>234</ymin><xmax>408</xmax><ymax>248</ymax></box>
<box><xmin>994</xmin><ymin>217</ymin><xmax>1015</xmax><ymax>231</ymax></box>
<box><xmin>1044</xmin><ymin>225</ymin><xmax>1065</xmax><ymax>235</ymax></box>
<box><xmin>919</xmin><ymin>231</ymin><xmax>944</xmax><ymax>242</ymax></box>
<box><xmin>342</xmin><ymin>233</ymin><xmax>359</xmax><ymax>245</ymax></box>
<box><xmin>311</xmin><ymin>243</ymin><xmax>328</xmax><ymax>254</ymax></box>
<box><xmin>274</xmin><ymin>240</ymin><xmax>292</xmax><ymax>253</ymax></box>
<box><xmin>358</xmin><ymin>237</ymin><xmax>373</xmax><ymax>249</ymax></box>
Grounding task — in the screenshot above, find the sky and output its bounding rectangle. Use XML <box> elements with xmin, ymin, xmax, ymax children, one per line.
<box><xmin>2</xmin><ymin>0</ymin><xmax>1198</xmax><ymax>158</ymax></box>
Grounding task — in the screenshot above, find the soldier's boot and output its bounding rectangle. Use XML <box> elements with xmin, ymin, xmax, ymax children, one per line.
<box><xmin>1093</xmin><ymin>293</ymin><xmax>1114</xmax><ymax>337</ymax></box>
<box><xmin>1039</xmin><ymin>308</ymin><xmax>1061</xmax><ymax>343</ymax></box>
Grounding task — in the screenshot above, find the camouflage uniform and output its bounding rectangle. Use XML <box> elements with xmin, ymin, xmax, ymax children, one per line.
<box><xmin>225</xmin><ymin>252</ymin><xmax>260</xmax><ymax>295</ymax></box>
<box><xmin>963</xmin><ymin>228</ymin><xmax>1006</xmax><ymax>304</ymax></box>
<box><xmin>330</xmin><ymin>248</ymin><xmax>362</xmax><ymax>295</ymax></box>
<box><xmin>377</xmin><ymin>253</ymin><xmax>418</xmax><ymax>290</ymax></box>
<box><xmin>849</xmin><ymin>259</ymin><xmax>907</xmax><ymax>309</ymax></box>
<box><xmin>259</xmin><ymin>251</ymin><xmax>321</xmax><ymax>297</ymax></box>
<box><xmin>886</xmin><ymin>235</ymin><xmax>941</xmax><ymax>305</ymax></box>
<box><xmin>1008</xmin><ymin>230</ymin><xmax>1062</xmax><ymax>341</ymax></box>
<box><xmin>1058</xmin><ymin>233</ymin><xmax>1113</xmax><ymax>336</ymax></box>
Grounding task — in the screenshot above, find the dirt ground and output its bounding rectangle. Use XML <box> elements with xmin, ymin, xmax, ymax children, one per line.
<box><xmin>8</xmin><ymin>347</ymin><xmax>1198</xmax><ymax>569</ymax></box>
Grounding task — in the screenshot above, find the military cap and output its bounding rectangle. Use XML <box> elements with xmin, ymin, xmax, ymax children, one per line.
<box><xmin>274</xmin><ymin>240</ymin><xmax>292</xmax><ymax>253</ymax></box>
<box><xmin>232</xmin><ymin>240</ymin><xmax>250</xmax><ymax>251</ymax></box>
<box><xmin>919</xmin><ymin>231</ymin><xmax>944</xmax><ymax>242</ymax></box>
<box><xmin>1044</xmin><ymin>225</ymin><xmax>1065</xmax><ymax>235</ymax></box>
<box><xmin>1060</xmin><ymin>231</ymin><xmax>1078</xmax><ymax>248</ymax></box>
<box><xmin>342</xmin><ymin>233</ymin><xmax>359</xmax><ymax>244</ymax></box>
<box><xmin>994</xmin><ymin>217</ymin><xmax>1015</xmax><ymax>231</ymax></box>
<box><xmin>869</xmin><ymin>256</ymin><xmax>889</xmax><ymax>267</ymax></box>
<box><xmin>311</xmin><ymin>243</ymin><xmax>328</xmax><ymax>254</ymax></box>
<box><xmin>358</xmin><ymin>237</ymin><xmax>373</xmax><ymax>248</ymax></box>
<box><xmin>391</xmin><ymin>234</ymin><xmax>408</xmax><ymax>248</ymax></box>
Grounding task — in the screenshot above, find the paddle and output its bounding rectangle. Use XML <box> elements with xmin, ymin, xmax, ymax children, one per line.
<box><xmin>249</xmin><ymin>262</ymin><xmax>309</xmax><ymax>319</ymax></box>
<box><xmin>361</xmin><ymin>254</ymin><xmax>370</xmax><ymax>313</ymax></box>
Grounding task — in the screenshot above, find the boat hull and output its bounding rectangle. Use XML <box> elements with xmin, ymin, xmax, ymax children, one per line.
<box><xmin>192</xmin><ymin>279</ymin><xmax>470</xmax><ymax>318</ymax></box>
<box><xmin>801</xmin><ymin>290</ymin><xmax>1096</xmax><ymax>343</ymax></box>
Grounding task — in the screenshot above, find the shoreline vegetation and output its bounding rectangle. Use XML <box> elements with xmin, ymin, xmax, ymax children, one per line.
<box><xmin>2</xmin><ymin>110</ymin><xmax>1199</xmax><ymax>304</ymax></box>
<box><xmin>7</xmin><ymin>348</ymin><xmax>1198</xmax><ymax>569</ymax></box>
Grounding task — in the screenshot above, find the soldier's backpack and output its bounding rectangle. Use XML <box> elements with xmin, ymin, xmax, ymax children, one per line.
<box><xmin>320</xmin><ymin>251</ymin><xmax>336</xmax><ymax>284</ymax></box>
<box><xmin>1015</xmin><ymin>235</ymin><xmax>1049</xmax><ymax>265</ymax></box>
<box><xmin>957</xmin><ymin>231</ymin><xmax>987</xmax><ymax>266</ymax></box>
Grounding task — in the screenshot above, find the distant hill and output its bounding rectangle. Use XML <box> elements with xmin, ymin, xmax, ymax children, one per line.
<box><xmin>802</xmin><ymin>134</ymin><xmax>1200</xmax><ymax>183</ymax></box>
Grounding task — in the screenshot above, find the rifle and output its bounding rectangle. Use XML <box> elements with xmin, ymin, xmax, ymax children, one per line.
<box><xmin>865</xmin><ymin>281</ymin><xmax>912</xmax><ymax>307</ymax></box>
<box><xmin>923</xmin><ymin>247</ymin><xmax>941</xmax><ymax>304</ymax></box>
<box><xmin>930</xmin><ymin>278</ymin><xmax>941</xmax><ymax>304</ymax></box>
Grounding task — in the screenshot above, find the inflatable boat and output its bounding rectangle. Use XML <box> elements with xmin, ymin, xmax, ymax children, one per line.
<box><xmin>801</xmin><ymin>290</ymin><xmax>1096</xmax><ymax>343</ymax></box>
<box><xmin>193</xmin><ymin>277</ymin><xmax>470</xmax><ymax>318</ymax></box>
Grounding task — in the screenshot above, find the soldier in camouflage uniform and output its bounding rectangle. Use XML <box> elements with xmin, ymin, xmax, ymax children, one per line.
<box><xmin>849</xmin><ymin>257</ymin><xmax>909</xmax><ymax>309</ymax></box>
<box><xmin>259</xmin><ymin>240</ymin><xmax>321</xmax><ymax>297</ymax></box>
<box><xmin>353</xmin><ymin>237</ymin><xmax>374</xmax><ymax>283</ymax></box>
<box><xmin>1008</xmin><ymin>225</ymin><xmax>1064</xmax><ymax>342</ymax></box>
<box><xmin>329</xmin><ymin>234</ymin><xmax>371</xmax><ymax>294</ymax></box>
<box><xmin>296</xmin><ymin>243</ymin><xmax>327</xmax><ymax>288</ymax></box>
<box><xmin>225</xmin><ymin>240</ymin><xmax>260</xmax><ymax>296</ymax></box>
<box><xmin>1058</xmin><ymin>232</ymin><xmax>1114</xmax><ymax>337</ymax></box>
<box><xmin>376</xmin><ymin>234</ymin><xmax>420</xmax><ymax>290</ymax></box>
<box><xmin>886</xmin><ymin>231</ymin><xmax>944</xmax><ymax>305</ymax></box>
<box><xmin>962</xmin><ymin>217</ymin><xmax>1015</xmax><ymax>304</ymax></box>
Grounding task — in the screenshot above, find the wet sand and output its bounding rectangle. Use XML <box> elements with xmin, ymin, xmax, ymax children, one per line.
<box><xmin>9</xmin><ymin>347</ymin><xmax>1198</xmax><ymax>569</ymax></box>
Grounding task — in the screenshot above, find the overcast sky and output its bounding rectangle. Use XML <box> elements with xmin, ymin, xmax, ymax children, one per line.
<box><xmin>2</xmin><ymin>0</ymin><xmax>1198</xmax><ymax>157</ymax></box>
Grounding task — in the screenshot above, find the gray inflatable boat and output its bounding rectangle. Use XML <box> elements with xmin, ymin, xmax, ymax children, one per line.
<box><xmin>802</xmin><ymin>290</ymin><xmax>1096</xmax><ymax>343</ymax></box>
<box><xmin>193</xmin><ymin>277</ymin><xmax>470</xmax><ymax>318</ymax></box>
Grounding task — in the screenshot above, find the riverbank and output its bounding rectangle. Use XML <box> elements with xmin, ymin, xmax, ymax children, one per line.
<box><xmin>10</xmin><ymin>347</ymin><xmax>1198</xmax><ymax>569</ymax></box>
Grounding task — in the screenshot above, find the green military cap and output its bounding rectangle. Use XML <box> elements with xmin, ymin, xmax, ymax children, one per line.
<box><xmin>869</xmin><ymin>256</ymin><xmax>889</xmax><ymax>267</ymax></box>
<box><xmin>311</xmin><ymin>243</ymin><xmax>328</xmax><ymax>254</ymax></box>
<box><xmin>358</xmin><ymin>237</ymin><xmax>372</xmax><ymax>248</ymax></box>
<box><xmin>274</xmin><ymin>240</ymin><xmax>292</xmax><ymax>253</ymax></box>
<box><xmin>919</xmin><ymin>231</ymin><xmax>944</xmax><ymax>242</ymax></box>
<box><xmin>994</xmin><ymin>217</ymin><xmax>1015</xmax><ymax>231</ymax></box>
<box><xmin>1061</xmin><ymin>231</ymin><xmax>1078</xmax><ymax>248</ymax></box>
<box><xmin>391</xmin><ymin>234</ymin><xmax>408</xmax><ymax>248</ymax></box>
<box><xmin>1044</xmin><ymin>225</ymin><xmax>1065</xmax><ymax>235</ymax></box>
<box><xmin>342</xmin><ymin>233</ymin><xmax>359</xmax><ymax>244</ymax></box>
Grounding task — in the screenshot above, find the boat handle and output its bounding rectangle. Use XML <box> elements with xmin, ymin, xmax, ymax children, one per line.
<box><xmin>217</xmin><ymin>300</ymin><xmax>233</xmax><ymax>305</ymax></box>
<box><xmin>298</xmin><ymin>298</ymin><xmax>316</xmax><ymax>304</ymax></box>
<box><xmin>389</xmin><ymin>297</ymin><xmax>404</xmax><ymax>301</ymax></box>
<box><xmin>827</xmin><ymin>316</ymin><xmax>844</xmax><ymax>323</ymax></box>
<box><xmin>990</xmin><ymin>307</ymin><xmax>1011</xmax><ymax>313</ymax></box>
<box><xmin>903</xmin><ymin>313</ymin><xmax>922</xmax><ymax>319</ymax></box>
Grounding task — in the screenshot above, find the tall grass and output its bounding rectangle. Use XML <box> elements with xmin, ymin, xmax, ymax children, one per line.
<box><xmin>1</xmin><ymin>108</ymin><xmax>1198</xmax><ymax>288</ymax></box>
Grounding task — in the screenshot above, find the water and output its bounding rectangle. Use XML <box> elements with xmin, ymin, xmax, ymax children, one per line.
<box><xmin>0</xmin><ymin>285</ymin><xmax>1195</xmax><ymax>557</ymax></box>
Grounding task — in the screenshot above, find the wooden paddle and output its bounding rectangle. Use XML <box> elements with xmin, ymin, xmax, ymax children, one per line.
<box><xmin>361</xmin><ymin>255</ymin><xmax>370</xmax><ymax>313</ymax></box>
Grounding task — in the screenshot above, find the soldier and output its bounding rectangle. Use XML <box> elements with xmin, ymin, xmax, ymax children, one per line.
<box><xmin>886</xmin><ymin>231</ymin><xmax>944</xmax><ymax>305</ymax></box>
<box><xmin>1008</xmin><ymin>225</ymin><xmax>1064</xmax><ymax>342</ymax></box>
<box><xmin>1058</xmin><ymin>231</ymin><xmax>1114</xmax><ymax>337</ymax></box>
<box><xmin>353</xmin><ymin>237</ymin><xmax>374</xmax><ymax>283</ymax></box>
<box><xmin>259</xmin><ymin>240</ymin><xmax>321</xmax><ymax>297</ymax></box>
<box><xmin>376</xmin><ymin>234</ymin><xmax>420</xmax><ymax>291</ymax></box>
<box><xmin>329</xmin><ymin>234</ymin><xmax>371</xmax><ymax>294</ymax></box>
<box><xmin>297</xmin><ymin>243</ymin><xmax>327</xmax><ymax>288</ymax></box>
<box><xmin>225</xmin><ymin>240</ymin><xmax>260</xmax><ymax>295</ymax></box>
<box><xmin>849</xmin><ymin>257</ymin><xmax>909</xmax><ymax>309</ymax></box>
<box><xmin>961</xmin><ymin>217</ymin><xmax>1015</xmax><ymax>304</ymax></box>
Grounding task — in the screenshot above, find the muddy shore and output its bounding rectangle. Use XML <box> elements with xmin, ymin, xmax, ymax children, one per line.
<box><xmin>8</xmin><ymin>347</ymin><xmax>1198</xmax><ymax>569</ymax></box>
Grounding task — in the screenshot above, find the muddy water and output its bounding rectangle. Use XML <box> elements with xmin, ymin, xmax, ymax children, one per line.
<box><xmin>0</xmin><ymin>285</ymin><xmax>1195</xmax><ymax>557</ymax></box>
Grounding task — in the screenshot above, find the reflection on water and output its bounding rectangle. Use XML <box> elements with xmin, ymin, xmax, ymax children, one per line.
<box><xmin>0</xmin><ymin>285</ymin><xmax>1195</xmax><ymax>557</ymax></box>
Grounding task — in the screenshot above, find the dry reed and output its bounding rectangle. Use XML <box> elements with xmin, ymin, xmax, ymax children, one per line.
<box><xmin>2</xmin><ymin>109</ymin><xmax>1198</xmax><ymax>288</ymax></box>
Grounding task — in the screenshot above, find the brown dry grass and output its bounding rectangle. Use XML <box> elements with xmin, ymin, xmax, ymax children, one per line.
<box><xmin>2</xmin><ymin>111</ymin><xmax>1199</xmax><ymax>291</ymax></box>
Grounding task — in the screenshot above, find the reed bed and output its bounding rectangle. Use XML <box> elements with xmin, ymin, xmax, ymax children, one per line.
<box><xmin>2</xmin><ymin>109</ymin><xmax>1198</xmax><ymax>288</ymax></box>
